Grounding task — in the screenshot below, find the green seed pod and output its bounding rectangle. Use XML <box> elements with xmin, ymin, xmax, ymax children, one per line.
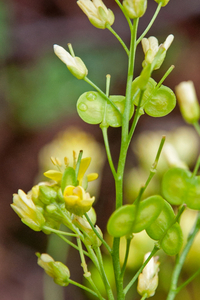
<box><xmin>61</xmin><ymin>167</ymin><xmax>77</xmax><ymax>193</ymax></box>
<box><xmin>107</xmin><ymin>205</ymin><xmax>136</xmax><ymax>237</ymax></box>
<box><xmin>107</xmin><ymin>195</ymin><xmax>163</xmax><ymax>237</ymax></box>
<box><xmin>77</xmin><ymin>91</ymin><xmax>134</xmax><ymax>127</ymax></box>
<box><xmin>131</xmin><ymin>77</ymin><xmax>156</xmax><ymax>107</ymax></box>
<box><xmin>146</xmin><ymin>200</ymin><xmax>174</xmax><ymax>240</ymax></box>
<box><xmin>160</xmin><ymin>223</ymin><xmax>183</xmax><ymax>256</ymax></box>
<box><xmin>162</xmin><ymin>167</ymin><xmax>191</xmax><ymax>206</ymax></box>
<box><xmin>186</xmin><ymin>176</ymin><xmax>200</xmax><ymax>210</ymax></box>
<box><xmin>131</xmin><ymin>77</ymin><xmax>176</xmax><ymax>117</ymax></box>
<box><xmin>132</xmin><ymin>195</ymin><xmax>164</xmax><ymax>233</ymax></box>
<box><xmin>144</xmin><ymin>85</ymin><xmax>176</xmax><ymax>117</ymax></box>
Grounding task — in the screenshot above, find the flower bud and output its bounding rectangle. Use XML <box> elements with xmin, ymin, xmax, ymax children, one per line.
<box><xmin>175</xmin><ymin>81</ymin><xmax>200</xmax><ymax>124</ymax></box>
<box><xmin>63</xmin><ymin>185</ymin><xmax>95</xmax><ymax>216</ymax></box>
<box><xmin>77</xmin><ymin>0</ymin><xmax>115</xmax><ymax>29</ymax></box>
<box><xmin>11</xmin><ymin>189</ymin><xmax>45</xmax><ymax>231</ymax></box>
<box><xmin>154</xmin><ymin>0</ymin><xmax>170</xmax><ymax>7</ymax></box>
<box><xmin>137</xmin><ymin>252</ymin><xmax>159</xmax><ymax>297</ymax></box>
<box><xmin>123</xmin><ymin>0</ymin><xmax>147</xmax><ymax>19</ymax></box>
<box><xmin>39</xmin><ymin>185</ymin><xmax>58</xmax><ymax>205</ymax></box>
<box><xmin>142</xmin><ymin>34</ymin><xmax>174</xmax><ymax>70</ymax></box>
<box><xmin>53</xmin><ymin>44</ymin><xmax>88</xmax><ymax>79</ymax></box>
<box><xmin>37</xmin><ymin>253</ymin><xmax>70</xmax><ymax>286</ymax></box>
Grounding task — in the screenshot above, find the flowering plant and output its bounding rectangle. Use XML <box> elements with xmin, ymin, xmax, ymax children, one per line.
<box><xmin>11</xmin><ymin>1</ymin><xmax>200</xmax><ymax>300</ymax></box>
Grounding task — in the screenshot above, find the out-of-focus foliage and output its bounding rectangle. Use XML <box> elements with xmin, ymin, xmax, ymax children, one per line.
<box><xmin>6</xmin><ymin>44</ymin><xmax>126</xmax><ymax>129</ymax></box>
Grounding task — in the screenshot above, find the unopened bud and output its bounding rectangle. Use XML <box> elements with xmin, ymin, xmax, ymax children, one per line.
<box><xmin>175</xmin><ymin>81</ymin><xmax>200</xmax><ymax>124</ymax></box>
<box><xmin>137</xmin><ymin>252</ymin><xmax>159</xmax><ymax>297</ymax></box>
<box><xmin>54</xmin><ymin>44</ymin><xmax>88</xmax><ymax>79</ymax></box>
<box><xmin>154</xmin><ymin>0</ymin><xmax>170</xmax><ymax>7</ymax></box>
<box><xmin>77</xmin><ymin>0</ymin><xmax>115</xmax><ymax>29</ymax></box>
<box><xmin>123</xmin><ymin>0</ymin><xmax>147</xmax><ymax>19</ymax></box>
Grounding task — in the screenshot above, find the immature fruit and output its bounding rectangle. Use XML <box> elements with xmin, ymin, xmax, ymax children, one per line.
<box><xmin>77</xmin><ymin>92</ymin><xmax>134</xmax><ymax>127</ymax></box>
<box><xmin>160</xmin><ymin>223</ymin><xmax>183</xmax><ymax>256</ymax></box>
<box><xmin>146</xmin><ymin>200</ymin><xmax>174</xmax><ymax>240</ymax></box>
<box><xmin>107</xmin><ymin>195</ymin><xmax>163</xmax><ymax>237</ymax></box>
<box><xmin>131</xmin><ymin>77</ymin><xmax>176</xmax><ymax>117</ymax></box>
<box><xmin>162</xmin><ymin>167</ymin><xmax>200</xmax><ymax>210</ymax></box>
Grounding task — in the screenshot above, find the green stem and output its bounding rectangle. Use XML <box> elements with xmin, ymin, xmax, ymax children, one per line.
<box><xmin>120</xmin><ymin>235</ymin><xmax>133</xmax><ymax>279</ymax></box>
<box><xmin>84</xmin><ymin>76</ymin><xmax>122</xmax><ymax>115</ymax></box>
<box><xmin>111</xmin><ymin>18</ymin><xmax>139</xmax><ymax>300</ymax></box>
<box><xmin>166</xmin><ymin>212</ymin><xmax>200</xmax><ymax>300</ymax></box>
<box><xmin>156</xmin><ymin>65</ymin><xmax>175</xmax><ymax>89</ymax></box>
<box><xmin>84</xmin><ymin>212</ymin><xmax>112</xmax><ymax>254</ymax></box>
<box><xmin>95</xmin><ymin>247</ymin><xmax>115</xmax><ymax>300</ymax></box>
<box><xmin>42</xmin><ymin>226</ymin><xmax>78</xmax><ymax>237</ymax></box>
<box><xmin>68</xmin><ymin>278</ymin><xmax>105</xmax><ymax>299</ymax></box>
<box><xmin>176</xmin><ymin>268</ymin><xmax>200</xmax><ymax>293</ymax></box>
<box><xmin>193</xmin><ymin>121</ymin><xmax>200</xmax><ymax>136</ymax></box>
<box><xmin>140</xmin><ymin>293</ymin><xmax>148</xmax><ymax>300</ymax></box>
<box><xmin>136</xmin><ymin>3</ymin><xmax>162</xmax><ymax>45</ymax></box>
<box><xmin>114</xmin><ymin>0</ymin><xmax>133</xmax><ymax>30</ymax></box>
<box><xmin>77</xmin><ymin>238</ymin><xmax>105</xmax><ymax>300</ymax></box>
<box><xmin>101</xmin><ymin>126</ymin><xmax>117</xmax><ymax>179</ymax></box>
<box><xmin>55</xmin><ymin>232</ymin><xmax>89</xmax><ymax>257</ymax></box>
<box><xmin>106</xmin><ymin>25</ymin><xmax>129</xmax><ymax>55</ymax></box>
<box><xmin>192</xmin><ymin>155</ymin><xmax>200</xmax><ymax>177</ymax></box>
<box><xmin>124</xmin><ymin>244</ymin><xmax>159</xmax><ymax>295</ymax></box>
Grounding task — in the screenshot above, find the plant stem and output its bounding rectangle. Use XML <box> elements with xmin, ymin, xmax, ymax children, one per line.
<box><xmin>95</xmin><ymin>247</ymin><xmax>115</xmax><ymax>300</ymax></box>
<box><xmin>166</xmin><ymin>212</ymin><xmax>200</xmax><ymax>300</ymax></box>
<box><xmin>68</xmin><ymin>279</ymin><xmax>105</xmax><ymax>299</ymax></box>
<box><xmin>84</xmin><ymin>77</ymin><xmax>121</xmax><ymax>115</ymax></box>
<box><xmin>101</xmin><ymin>126</ymin><xmax>117</xmax><ymax>179</ymax></box>
<box><xmin>84</xmin><ymin>212</ymin><xmax>112</xmax><ymax>254</ymax></box>
<box><xmin>136</xmin><ymin>3</ymin><xmax>162</xmax><ymax>45</ymax></box>
<box><xmin>111</xmin><ymin>18</ymin><xmax>139</xmax><ymax>300</ymax></box>
<box><xmin>193</xmin><ymin>121</ymin><xmax>200</xmax><ymax>136</ymax></box>
<box><xmin>114</xmin><ymin>0</ymin><xmax>133</xmax><ymax>30</ymax></box>
<box><xmin>192</xmin><ymin>155</ymin><xmax>200</xmax><ymax>177</ymax></box>
<box><xmin>120</xmin><ymin>235</ymin><xmax>133</xmax><ymax>279</ymax></box>
<box><xmin>106</xmin><ymin>25</ymin><xmax>129</xmax><ymax>55</ymax></box>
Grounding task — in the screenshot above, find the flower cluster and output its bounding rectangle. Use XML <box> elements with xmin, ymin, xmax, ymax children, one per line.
<box><xmin>11</xmin><ymin>152</ymin><xmax>98</xmax><ymax>232</ymax></box>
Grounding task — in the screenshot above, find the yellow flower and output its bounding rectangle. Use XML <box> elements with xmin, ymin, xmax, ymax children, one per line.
<box><xmin>137</xmin><ymin>252</ymin><xmax>160</xmax><ymax>297</ymax></box>
<box><xmin>53</xmin><ymin>44</ymin><xmax>88</xmax><ymax>79</ymax></box>
<box><xmin>37</xmin><ymin>253</ymin><xmax>70</xmax><ymax>286</ymax></box>
<box><xmin>77</xmin><ymin>0</ymin><xmax>115</xmax><ymax>29</ymax></box>
<box><xmin>11</xmin><ymin>189</ymin><xmax>45</xmax><ymax>231</ymax></box>
<box><xmin>63</xmin><ymin>185</ymin><xmax>95</xmax><ymax>216</ymax></box>
<box><xmin>141</xmin><ymin>34</ymin><xmax>174</xmax><ymax>70</ymax></box>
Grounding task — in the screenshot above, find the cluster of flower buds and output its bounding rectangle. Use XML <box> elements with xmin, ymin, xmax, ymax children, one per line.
<box><xmin>141</xmin><ymin>34</ymin><xmax>174</xmax><ymax>70</ymax></box>
<box><xmin>11</xmin><ymin>152</ymin><xmax>98</xmax><ymax>232</ymax></box>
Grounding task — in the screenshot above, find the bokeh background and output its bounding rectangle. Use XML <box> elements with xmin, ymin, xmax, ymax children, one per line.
<box><xmin>1</xmin><ymin>0</ymin><xmax>200</xmax><ymax>299</ymax></box>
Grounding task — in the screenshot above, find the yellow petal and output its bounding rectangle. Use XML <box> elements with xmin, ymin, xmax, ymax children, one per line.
<box><xmin>44</xmin><ymin>170</ymin><xmax>62</xmax><ymax>181</ymax></box>
<box><xmin>77</xmin><ymin>157</ymin><xmax>91</xmax><ymax>183</ymax></box>
<box><xmin>87</xmin><ymin>173</ymin><xmax>98</xmax><ymax>182</ymax></box>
